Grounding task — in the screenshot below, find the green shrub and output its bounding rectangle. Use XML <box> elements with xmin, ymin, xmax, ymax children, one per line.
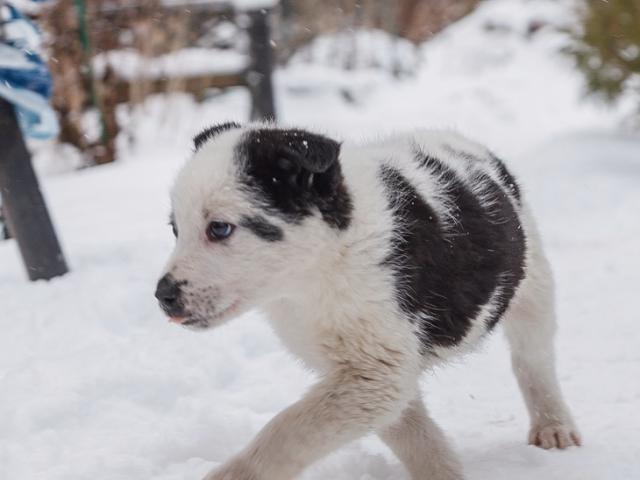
<box><xmin>568</xmin><ymin>0</ymin><xmax>640</xmax><ymax>103</ymax></box>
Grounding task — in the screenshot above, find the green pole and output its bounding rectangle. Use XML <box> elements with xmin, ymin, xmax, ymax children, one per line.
<box><xmin>73</xmin><ymin>0</ymin><xmax>108</xmax><ymax>146</ymax></box>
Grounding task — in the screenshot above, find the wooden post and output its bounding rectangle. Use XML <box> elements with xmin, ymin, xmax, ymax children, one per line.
<box><xmin>0</xmin><ymin>98</ymin><xmax>68</xmax><ymax>280</ymax></box>
<box><xmin>246</xmin><ymin>8</ymin><xmax>276</xmax><ymax>121</ymax></box>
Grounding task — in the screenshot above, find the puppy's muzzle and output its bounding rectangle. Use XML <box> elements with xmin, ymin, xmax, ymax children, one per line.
<box><xmin>155</xmin><ymin>274</ymin><xmax>187</xmax><ymax>320</ymax></box>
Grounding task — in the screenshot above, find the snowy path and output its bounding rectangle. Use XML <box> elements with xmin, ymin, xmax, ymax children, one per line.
<box><xmin>1</xmin><ymin>132</ymin><xmax>639</xmax><ymax>480</ymax></box>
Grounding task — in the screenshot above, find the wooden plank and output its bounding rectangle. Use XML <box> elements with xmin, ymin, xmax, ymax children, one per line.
<box><xmin>98</xmin><ymin>1</ymin><xmax>235</xmax><ymax>16</ymax></box>
<box><xmin>108</xmin><ymin>71</ymin><xmax>247</xmax><ymax>104</ymax></box>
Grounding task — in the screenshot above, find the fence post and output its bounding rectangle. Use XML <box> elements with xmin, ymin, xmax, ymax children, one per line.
<box><xmin>246</xmin><ymin>8</ymin><xmax>276</xmax><ymax>121</ymax></box>
<box><xmin>0</xmin><ymin>97</ymin><xmax>68</xmax><ymax>280</ymax></box>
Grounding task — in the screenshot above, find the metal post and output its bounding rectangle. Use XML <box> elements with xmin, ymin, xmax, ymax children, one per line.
<box><xmin>247</xmin><ymin>8</ymin><xmax>276</xmax><ymax>121</ymax></box>
<box><xmin>0</xmin><ymin>97</ymin><xmax>68</xmax><ymax>280</ymax></box>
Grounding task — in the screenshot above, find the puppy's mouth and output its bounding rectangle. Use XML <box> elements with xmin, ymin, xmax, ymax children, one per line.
<box><xmin>169</xmin><ymin>300</ymin><xmax>240</xmax><ymax>330</ymax></box>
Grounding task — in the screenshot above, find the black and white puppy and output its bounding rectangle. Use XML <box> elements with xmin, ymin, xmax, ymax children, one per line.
<box><xmin>155</xmin><ymin>123</ymin><xmax>581</xmax><ymax>480</ymax></box>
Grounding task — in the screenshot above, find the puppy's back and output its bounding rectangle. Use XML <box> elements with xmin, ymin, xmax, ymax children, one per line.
<box><xmin>345</xmin><ymin>130</ymin><xmax>527</xmax><ymax>356</ymax></box>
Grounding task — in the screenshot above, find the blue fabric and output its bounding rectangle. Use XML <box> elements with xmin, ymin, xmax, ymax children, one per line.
<box><xmin>0</xmin><ymin>2</ymin><xmax>59</xmax><ymax>139</ymax></box>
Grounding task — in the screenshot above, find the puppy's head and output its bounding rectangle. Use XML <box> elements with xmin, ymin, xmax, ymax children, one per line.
<box><xmin>155</xmin><ymin>123</ymin><xmax>352</xmax><ymax>329</ymax></box>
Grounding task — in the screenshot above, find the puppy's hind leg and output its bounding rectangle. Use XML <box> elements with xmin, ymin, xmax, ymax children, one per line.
<box><xmin>378</xmin><ymin>395</ymin><xmax>464</xmax><ymax>480</ymax></box>
<box><xmin>502</xmin><ymin>220</ymin><xmax>581</xmax><ymax>449</ymax></box>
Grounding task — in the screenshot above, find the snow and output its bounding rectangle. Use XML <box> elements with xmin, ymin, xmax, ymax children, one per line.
<box><xmin>2</xmin><ymin>1</ymin><xmax>640</xmax><ymax>479</ymax></box>
<box><xmin>289</xmin><ymin>30</ymin><xmax>420</xmax><ymax>77</ymax></box>
<box><xmin>93</xmin><ymin>48</ymin><xmax>248</xmax><ymax>81</ymax></box>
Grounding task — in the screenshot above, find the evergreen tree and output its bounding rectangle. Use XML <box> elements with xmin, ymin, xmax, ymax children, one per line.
<box><xmin>568</xmin><ymin>0</ymin><xmax>640</xmax><ymax>104</ymax></box>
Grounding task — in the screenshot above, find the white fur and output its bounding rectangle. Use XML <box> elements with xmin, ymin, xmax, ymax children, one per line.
<box><xmin>161</xmin><ymin>125</ymin><xmax>580</xmax><ymax>480</ymax></box>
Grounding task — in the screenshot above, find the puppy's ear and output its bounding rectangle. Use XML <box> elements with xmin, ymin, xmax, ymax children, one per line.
<box><xmin>243</xmin><ymin>128</ymin><xmax>341</xmax><ymax>191</ymax></box>
<box><xmin>277</xmin><ymin>130</ymin><xmax>340</xmax><ymax>174</ymax></box>
<box><xmin>241</xmin><ymin>128</ymin><xmax>351</xmax><ymax>229</ymax></box>
<box><xmin>194</xmin><ymin>122</ymin><xmax>241</xmax><ymax>150</ymax></box>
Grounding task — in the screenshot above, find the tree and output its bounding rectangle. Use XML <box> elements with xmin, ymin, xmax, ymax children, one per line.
<box><xmin>568</xmin><ymin>0</ymin><xmax>640</xmax><ymax>104</ymax></box>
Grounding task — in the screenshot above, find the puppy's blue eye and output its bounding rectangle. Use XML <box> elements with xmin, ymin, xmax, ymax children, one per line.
<box><xmin>207</xmin><ymin>221</ymin><xmax>235</xmax><ymax>241</ymax></box>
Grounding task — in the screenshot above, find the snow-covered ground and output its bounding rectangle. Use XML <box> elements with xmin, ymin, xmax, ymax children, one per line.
<box><xmin>2</xmin><ymin>1</ymin><xmax>639</xmax><ymax>479</ymax></box>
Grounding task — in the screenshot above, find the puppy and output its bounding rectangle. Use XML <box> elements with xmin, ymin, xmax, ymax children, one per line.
<box><xmin>155</xmin><ymin>123</ymin><xmax>580</xmax><ymax>480</ymax></box>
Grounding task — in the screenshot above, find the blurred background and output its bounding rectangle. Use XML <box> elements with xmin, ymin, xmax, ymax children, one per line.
<box><xmin>1</xmin><ymin>1</ymin><xmax>639</xmax><ymax>479</ymax></box>
<box><xmin>3</xmin><ymin>0</ymin><xmax>639</xmax><ymax>170</ymax></box>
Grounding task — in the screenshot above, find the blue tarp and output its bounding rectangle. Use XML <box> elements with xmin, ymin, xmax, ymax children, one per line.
<box><xmin>0</xmin><ymin>1</ymin><xmax>58</xmax><ymax>139</ymax></box>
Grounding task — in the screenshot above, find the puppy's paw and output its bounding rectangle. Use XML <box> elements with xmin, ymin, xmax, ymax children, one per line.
<box><xmin>528</xmin><ymin>423</ymin><xmax>582</xmax><ymax>449</ymax></box>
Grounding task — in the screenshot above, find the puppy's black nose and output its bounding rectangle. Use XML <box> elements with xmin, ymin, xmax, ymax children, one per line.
<box><xmin>155</xmin><ymin>274</ymin><xmax>185</xmax><ymax>317</ymax></box>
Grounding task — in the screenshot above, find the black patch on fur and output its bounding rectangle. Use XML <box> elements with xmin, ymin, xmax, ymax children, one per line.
<box><xmin>236</xmin><ymin>128</ymin><xmax>353</xmax><ymax>230</ymax></box>
<box><xmin>416</xmin><ymin>152</ymin><xmax>446</xmax><ymax>173</ymax></box>
<box><xmin>240</xmin><ymin>215</ymin><xmax>284</xmax><ymax>242</ymax></box>
<box><xmin>380</xmin><ymin>159</ymin><xmax>525</xmax><ymax>350</ymax></box>
<box><xmin>440</xmin><ymin>145</ymin><xmax>521</xmax><ymax>205</ymax></box>
<box><xmin>193</xmin><ymin>122</ymin><xmax>241</xmax><ymax>150</ymax></box>
<box><xmin>489</xmin><ymin>153</ymin><xmax>521</xmax><ymax>203</ymax></box>
<box><xmin>169</xmin><ymin>215</ymin><xmax>178</xmax><ymax>238</ymax></box>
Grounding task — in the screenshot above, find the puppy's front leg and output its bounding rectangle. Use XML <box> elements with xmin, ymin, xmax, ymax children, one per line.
<box><xmin>205</xmin><ymin>367</ymin><xmax>415</xmax><ymax>480</ymax></box>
